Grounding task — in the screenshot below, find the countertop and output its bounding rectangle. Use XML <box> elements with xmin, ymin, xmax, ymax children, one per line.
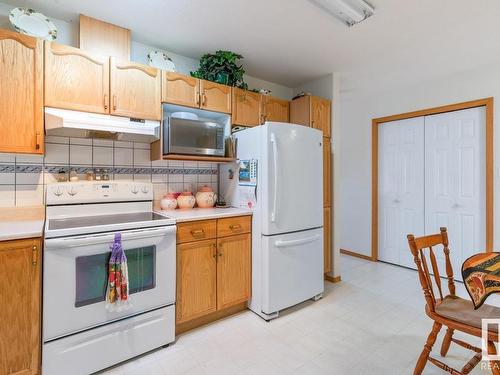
<box><xmin>0</xmin><ymin>206</ymin><xmax>45</xmax><ymax>241</ymax></box>
<box><xmin>156</xmin><ymin>207</ymin><xmax>252</xmax><ymax>222</ymax></box>
<box><xmin>0</xmin><ymin>220</ymin><xmax>45</xmax><ymax>241</ymax></box>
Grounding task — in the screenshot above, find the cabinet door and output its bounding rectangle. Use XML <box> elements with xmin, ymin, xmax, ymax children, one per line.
<box><xmin>217</xmin><ymin>234</ymin><xmax>251</xmax><ymax>309</ymax></box>
<box><xmin>0</xmin><ymin>238</ymin><xmax>41</xmax><ymax>375</ymax></box>
<box><xmin>200</xmin><ymin>80</ymin><xmax>231</xmax><ymax>114</ymax></box>
<box><xmin>45</xmin><ymin>42</ymin><xmax>110</xmax><ymax>115</ymax></box>
<box><xmin>176</xmin><ymin>240</ymin><xmax>217</xmax><ymax>323</ymax></box>
<box><xmin>324</xmin><ymin>207</ymin><xmax>332</xmax><ymax>274</ymax></box>
<box><xmin>323</xmin><ymin>137</ymin><xmax>331</xmax><ymax>207</ymax></box>
<box><xmin>162</xmin><ymin>72</ymin><xmax>199</xmax><ymax>108</ymax></box>
<box><xmin>311</xmin><ymin>96</ymin><xmax>331</xmax><ymax>137</ymax></box>
<box><xmin>232</xmin><ymin>88</ymin><xmax>262</xmax><ymax>127</ymax></box>
<box><xmin>263</xmin><ymin>96</ymin><xmax>289</xmax><ymax>123</ymax></box>
<box><xmin>0</xmin><ymin>30</ymin><xmax>43</xmax><ymax>154</ymax></box>
<box><xmin>110</xmin><ymin>58</ymin><xmax>161</xmax><ymax>120</ymax></box>
<box><xmin>289</xmin><ymin>95</ymin><xmax>311</xmax><ymax>127</ymax></box>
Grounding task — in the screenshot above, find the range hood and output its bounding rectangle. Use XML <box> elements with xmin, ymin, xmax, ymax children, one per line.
<box><xmin>45</xmin><ymin>107</ymin><xmax>160</xmax><ymax>143</ymax></box>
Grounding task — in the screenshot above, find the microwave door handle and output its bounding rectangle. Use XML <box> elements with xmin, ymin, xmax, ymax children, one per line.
<box><xmin>45</xmin><ymin>226</ymin><xmax>176</xmax><ymax>248</ymax></box>
<box><xmin>270</xmin><ymin>133</ymin><xmax>278</xmax><ymax>223</ymax></box>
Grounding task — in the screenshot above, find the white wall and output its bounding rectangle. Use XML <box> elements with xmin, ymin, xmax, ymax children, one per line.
<box><xmin>339</xmin><ymin>62</ymin><xmax>500</xmax><ymax>257</ymax></box>
<box><xmin>0</xmin><ymin>2</ymin><xmax>292</xmax><ymax>99</ymax></box>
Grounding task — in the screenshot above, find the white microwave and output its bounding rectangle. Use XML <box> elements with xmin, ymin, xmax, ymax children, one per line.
<box><xmin>163</xmin><ymin>116</ymin><xmax>225</xmax><ymax>157</ymax></box>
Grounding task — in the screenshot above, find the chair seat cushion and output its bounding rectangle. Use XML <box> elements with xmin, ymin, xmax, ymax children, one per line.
<box><xmin>435</xmin><ymin>295</ymin><xmax>500</xmax><ymax>331</ymax></box>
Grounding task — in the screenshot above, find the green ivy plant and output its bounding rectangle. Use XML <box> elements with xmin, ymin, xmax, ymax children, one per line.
<box><xmin>191</xmin><ymin>50</ymin><xmax>248</xmax><ymax>89</ymax></box>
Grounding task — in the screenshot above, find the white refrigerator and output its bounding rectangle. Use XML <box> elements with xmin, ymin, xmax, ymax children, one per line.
<box><xmin>221</xmin><ymin>122</ymin><xmax>324</xmax><ymax>320</ymax></box>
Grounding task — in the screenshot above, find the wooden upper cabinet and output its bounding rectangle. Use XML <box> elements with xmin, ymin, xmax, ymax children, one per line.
<box><xmin>162</xmin><ymin>72</ymin><xmax>199</xmax><ymax>109</ymax></box>
<box><xmin>176</xmin><ymin>240</ymin><xmax>217</xmax><ymax>323</ymax></box>
<box><xmin>45</xmin><ymin>42</ymin><xmax>110</xmax><ymax>114</ymax></box>
<box><xmin>79</xmin><ymin>14</ymin><xmax>131</xmax><ymax>59</ymax></box>
<box><xmin>110</xmin><ymin>58</ymin><xmax>161</xmax><ymax>120</ymax></box>
<box><xmin>0</xmin><ymin>238</ymin><xmax>41</xmax><ymax>375</ymax></box>
<box><xmin>289</xmin><ymin>95</ymin><xmax>311</xmax><ymax>127</ymax></box>
<box><xmin>323</xmin><ymin>137</ymin><xmax>331</xmax><ymax>207</ymax></box>
<box><xmin>200</xmin><ymin>79</ymin><xmax>231</xmax><ymax>114</ymax></box>
<box><xmin>0</xmin><ymin>29</ymin><xmax>43</xmax><ymax>154</ymax></box>
<box><xmin>232</xmin><ymin>88</ymin><xmax>262</xmax><ymax>127</ymax></box>
<box><xmin>217</xmin><ymin>233</ymin><xmax>251</xmax><ymax>310</ymax></box>
<box><xmin>311</xmin><ymin>96</ymin><xmax>331</xmax><ymax>138</ymax></box>
<box><xmin>290</xmin><ymin>95</ymin><xmax>332</xmax><ymax>137</ymax></box>
<box><xmin>263</xmin><ymin>96</ymin><xmax>289</xmax><ymax>123</ymax></box>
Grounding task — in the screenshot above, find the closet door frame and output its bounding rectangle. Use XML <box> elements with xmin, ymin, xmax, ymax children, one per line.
<box><xmin>370</xmin><ymin>97</ymin><xmax>493</xmax><ymax>261</ymax></box>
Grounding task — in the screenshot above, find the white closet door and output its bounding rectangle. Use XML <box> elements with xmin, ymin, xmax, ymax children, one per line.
<box><xmin>425</xmin><ymin>107</ymin><xmax>486</xmax><ymax>274</ymax></box>
<box><xmin>378</xmin><ymin>117</ymin><xmax>425</xmax><ymax>268</ymax></box>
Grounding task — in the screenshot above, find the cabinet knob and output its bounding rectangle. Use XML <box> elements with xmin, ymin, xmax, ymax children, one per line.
<box><xmin>104</xmin><ymin>94</ymin><xmax>109</xmax><ymax>110</ymax></box>
<box><xmin>35</xmin><ymin>132</ymin><xmax>41</xmax><ymax>150</ymax></box>
<box><xmin>32</xmin><ymin>245</ymin><xmax>37</xmax><ymax>266</ymax></box>
<box><xmin>191</xmin><ymin>229</ymin><xmax>205</xmax><ymax>237</ymax></box>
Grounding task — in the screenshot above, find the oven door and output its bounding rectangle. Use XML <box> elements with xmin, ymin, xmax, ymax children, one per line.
<box><xmin>164</xmin><ymin>117</ymin><xmax>225</xmax><ymax>156</ymax></box>
<box><xmin>43</xmin><ymin>225</ymin><xmax>176</xmax><ymax>342</ymax></box>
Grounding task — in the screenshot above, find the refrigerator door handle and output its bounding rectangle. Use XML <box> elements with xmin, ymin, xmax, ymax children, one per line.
<box><xmin>274</xmin><ymin>235</ymin><xmax>321</xmax><ymax>248</ymax></box>
<box><xmin>271</xmin><ymin>133</ymin><xmax>278</xmax><ymax>222</ymax></box>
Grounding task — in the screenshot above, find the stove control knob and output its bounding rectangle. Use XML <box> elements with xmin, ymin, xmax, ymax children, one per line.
<box><xmin>131</xmin><ymin>185</ymin><xmax>139</xmax><ymax>194</ymax></box>
<box><xmin>141</xmin><ymin>185</ymin><xmax>149</xmax><ymax>194</ymax></box>
<box><xmin>68</xmin><ymin>187</ymin><xmax>78</xmax><ymax>196</ymax></box>
<box><xmin>53</xmin><ymin>187</ymin><xmax>63</xmax><ymax>197</ymax></box>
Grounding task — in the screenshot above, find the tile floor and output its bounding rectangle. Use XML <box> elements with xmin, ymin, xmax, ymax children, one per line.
<box><xmin>101</xmin><ymin>255</ymin><xmax>500</xmax><ymax>375</ymax></box>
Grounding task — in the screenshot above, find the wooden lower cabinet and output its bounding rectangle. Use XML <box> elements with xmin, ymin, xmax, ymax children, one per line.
<box><xmin>176</xmin><ymin>239</ymin><xmax>217</xmax><ymax>324</ymax></box>
<box><xmin>175</xmin><ymin>216</ymin><xmax>251</xmax><ymax>330</ymax></box>
<box><xmin>0</xmin><ymin>237</ymin><xmax>41</xmax><ymax>375</ymax></box>
<box><xmin>217</xmin><ymin>234</ymin><xmax>251</xmax><ymax>310</ymax></box>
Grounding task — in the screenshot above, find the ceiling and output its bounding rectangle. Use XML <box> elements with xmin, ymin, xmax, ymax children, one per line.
<box><xmin>3</xmin><ymin>0</ymin><xmax>500</xmax><ymax>88</ymax></box>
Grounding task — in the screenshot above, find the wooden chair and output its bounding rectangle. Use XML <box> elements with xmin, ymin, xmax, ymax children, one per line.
<box><xmin>407</xmin><ymin>227</ymin><xmax>500</xmax><ymax>375</ymax></box>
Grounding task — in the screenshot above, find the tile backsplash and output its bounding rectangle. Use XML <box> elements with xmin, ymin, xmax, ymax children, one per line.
<box><xmin>0</xmin><ymin>136</ymin><xmax>218</xmax><ymax>207</ymax></box>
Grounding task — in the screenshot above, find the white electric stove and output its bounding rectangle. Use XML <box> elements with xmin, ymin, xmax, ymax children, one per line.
<box><xmin>43</xmin><ymin>181</ymin><xmax>176</xmax><ymax>375</ymax></box>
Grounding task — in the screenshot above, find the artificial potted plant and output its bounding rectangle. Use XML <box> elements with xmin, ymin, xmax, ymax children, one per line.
<box><xmin>191</xmin><ymin>50</ymin><xmax>248</xmax><ymax>89</ymax></box>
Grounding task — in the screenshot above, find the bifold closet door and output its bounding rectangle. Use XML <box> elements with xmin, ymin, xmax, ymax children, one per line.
<box><xmin>425</xmin><ymin>107</ymin><xmax>486</xmax><ymax>274</ymax></box>
<box><xmin>378</xmin><ymin>117</ymin><xmax>425</xmax><ymax>268</ymax></box>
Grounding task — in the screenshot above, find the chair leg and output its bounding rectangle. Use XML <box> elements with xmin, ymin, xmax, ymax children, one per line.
<box><xmin>440</xmin><ymin>327</ymin><xmax>454</xmax><ymax>357</ymax></box>
<box><xmin>487</xmin><ymin>341</ymin><xmax>500</xmax><ymax>375</ymax></box>
<box><xmin>414</xmin><ymin>322</ymin><xmax>442</xmax><ymax>375</ymax></box>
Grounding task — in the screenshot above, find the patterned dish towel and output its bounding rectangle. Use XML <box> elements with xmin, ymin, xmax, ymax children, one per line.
<box><xmin>106</xmin><ymin>233</ymin><xmax>131</xmax><ymax>312</ymax></box>
<box><xmin>462</xmin><ymin>252</ymin><xmax>500</xmax><ymax>309</ymax></box>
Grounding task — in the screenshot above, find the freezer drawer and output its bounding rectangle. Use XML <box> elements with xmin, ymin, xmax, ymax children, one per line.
<box><xmin>42</xmin><ymin>305</ymin><xmax>175</xmax><ymax>375</ymax></box>
<box><xmin>261</xmin><ymin>228</ymin><xmax>324</xmax><ymax>314</ymax></box>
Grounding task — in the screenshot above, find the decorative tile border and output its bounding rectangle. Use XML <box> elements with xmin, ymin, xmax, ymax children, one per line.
<box><xmin>1</xmin><ymin>164</ymin><xmax>218</xmax><ymax>176</ymax></box>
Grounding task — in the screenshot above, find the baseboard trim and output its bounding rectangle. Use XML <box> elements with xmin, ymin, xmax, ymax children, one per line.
<box><xmin>340</xmin><ymin>249</ymin><xmax>375</xmax><ymax>261</ymax></box>
<box><xmin>325</xmin><ymin>275</ymin><xmax>341</xmax><ymax>283</ymax></box>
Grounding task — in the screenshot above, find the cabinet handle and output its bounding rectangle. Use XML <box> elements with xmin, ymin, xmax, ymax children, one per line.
<box><xmin>218</xmin><ymin>246</ymin><xmax>223</xmax><ymax>258</ymax></box>
<box><xmin>104</xmin><ymin>94</ymin><xmax>109</xmax><ymax>110</ymax></box>
<box><xmin>229</xmin><ymin>224</ymin><xmax>241</xmax><ymax>231</ymax></box>
<box><xmin>202</xmin><ymin>93</ymin><xmax>207</xmax><ymax>106</ymax></box>
<box><xmin>212</xmin><ymin>243</ymin><xmax>217</xmax><ymax>258</ymax></box>
<box><xmin>35</xmin><ymin>132</ymin><xmax>41</xmax><ymax>150</ymax></box>
<box><xmin>196</xmin><ymin>92</ymin><xmax>200</xmax><ymax>105</ymax></box>
<box><xmin>32</xmin><ymin>245</ymin><xmax>37</xmax><ymax>266</ymax></box>
<box><xmin>191</xmin><ymin>229</ymin><xmax>205</xmax><ymax>237</ymax></box>
<box><xmin>112</xmin><ymin>95</ymin><xmax>117</xmax><ymax>110</ymax></box>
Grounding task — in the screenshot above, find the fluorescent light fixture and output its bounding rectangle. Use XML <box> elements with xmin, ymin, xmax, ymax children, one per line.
<box><xmin>309</xmin><ymin>0</ymin><xmax>375</xmax><ymax>26</ymax></box>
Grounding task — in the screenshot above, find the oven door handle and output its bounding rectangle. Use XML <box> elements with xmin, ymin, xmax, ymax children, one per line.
<box><xmin>45</xmin><ymin>226</ymin><xmax>176</xmax><ymax>248</ymax></box>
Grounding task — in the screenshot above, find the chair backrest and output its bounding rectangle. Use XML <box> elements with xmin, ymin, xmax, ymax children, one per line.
<box><xmin>407</xmin><ymin>227</ymin><xmax>456</xmax><ymax>312</ymax></box>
